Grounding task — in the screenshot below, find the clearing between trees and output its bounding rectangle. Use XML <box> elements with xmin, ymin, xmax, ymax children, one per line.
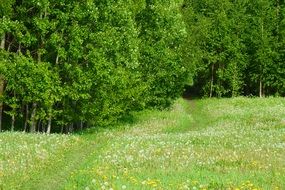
<box><xmin>0</xmin><ymin>98</ymin><xmax>284</xmax><ymax>190</ymax></box>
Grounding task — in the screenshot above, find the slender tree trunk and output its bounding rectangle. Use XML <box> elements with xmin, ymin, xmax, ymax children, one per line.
<box><xmin>11</xmin><ymin>91</ymin><xmax>16</xmax><ymax>131</ymax></box>
<box><xmin>210</xmin><ymin>63</ymin><xmax>215</xmax><ymax>98</ymax></box>
<box><xmin>38</xmin><ymin>51</ymin><xmax>41</xmax><ymax>63</ymax></box>
<box><xmin>47</xmin><ymin>115</ymin><xmax>52</xmax><ymax>134</ymax></box>
<box><xmin>80</xmin><ymin>120</ymin><xmax>83</xmax><ymax>131</ymax></box>
<box><xmin>30</xmin><ymin>103</ymin><xmax>37</xmax><ymax>133</ymax></box>
<box><xmin>11</xmin><ymin>115</ymin><xmax>15</xmax><ymax>131</ymax></box>
<box><xmin>7</xmin><ymin>34</ymin><xmax>12</xmax><ymax>52</ymax></box>
<box><xmin>40</xmin><ymin>121</ymin><xmax>45</xmax><ymax>133</ymax></box>
<box><xmin>68</xmin><ymin>123</ymin><xmax>74</xmax><ymax>133</ymax></box>
<box><xmin>0</xmin><ymin>80</ymin><xmax>3</xmax><ymax>132</ymax></box>
<box><xmin>17</xmin><ymin>43</ymin><xmax>21</xmax><ymax>54</ymax></box>
<box><xmin>259</xmin><ymin>80</ymin><xmax>263</xmax><ymax>98</ymax></box>
<box><xmin>56</xmin><ymin>53</ymin><xmax>59</xmax><ymax>65</ymax></box>
<box><xmin>0</xmin><ymin>109</ymin><xmax>2</xmax><ymax>132</ymax></box>
<box><xmin>37</xmin><ymin>120</ymin><xmax>41</xmax><ymax>132</ymax></box>
<box><xmin>64</xmin><ymin>125</ymin><xmax>69</xmax><ymax>134</ymax></box>
<box><xmin>263</xmin><ymin>83</ymin><xmax>266</xmax><ymax>97</ymax></box>
<box><xmin>1</xmin><ymin>33</ymin><xmax>5</xmax><ymax>49</ymax></box>
<box><xmin>0</xmin><ymin>33</ymin><xmax>5</xmax><ymax>132</ymax></box>
<box><xmin>23</xmin><ymin>104</ymin><xmax>29</xmax><ymax>132</ymax></box>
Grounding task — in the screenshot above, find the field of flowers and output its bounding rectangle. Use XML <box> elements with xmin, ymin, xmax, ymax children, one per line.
<box><xmin>63</xmin><ymin>98</ymin><xmax>285</xmax><ymax>190</ymax></box>
<box><xmin>0</xmin><ymin>98</ymin><xmax>284</xmax><ymax>190</ymax></box>
<box><xmin>0</xmin><ymin>132</ymin><xmax>80</xmax><ymax>189</ymax></box>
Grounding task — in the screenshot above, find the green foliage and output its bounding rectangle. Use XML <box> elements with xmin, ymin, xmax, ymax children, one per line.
<box><xmin>136</xmin><ymin>0</ymin><xmax>188</xmax><ymax>108</ymax></box>
<box><xmin>5</xmin><ymin>0</ymin><xmax>284</xmax><ymax>133</ymax></box>
<box><xmin>182</xmin><ymin>0</ymin><xmax>285</xmax><ymax>97</ymax></box>
<box><xmin>2</xmin><ymin>54</ymin><xmax>62</xmax><ymax>128</ymax></box>
<box><xmin>0</xmin><ymin>0</ymin><xmax>188</xmax><ymax>132</ymax></box>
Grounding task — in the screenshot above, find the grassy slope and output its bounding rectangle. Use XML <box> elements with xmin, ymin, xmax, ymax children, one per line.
<box><xmin>0</xmin><ymin>98</ymin><xmax>285</xmax><ymax>190</ymax></box>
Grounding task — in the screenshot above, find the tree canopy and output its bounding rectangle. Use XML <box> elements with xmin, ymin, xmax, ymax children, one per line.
<box><xmin>0</xmin><ymin>0</ymin><xmax>284</xmax><ymax>133</ymax></box>
<box><xmin>0</xmin><ymin>0</ymin><xmax>188</xmax><ymax>133</ymax></box>
<box><xmin>182</xmin><ymin>0</ymin><xmax>285</xmax><ymax>97</ymax></box>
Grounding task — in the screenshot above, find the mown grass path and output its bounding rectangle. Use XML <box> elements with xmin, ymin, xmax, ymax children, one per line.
<box><xmin>16</xmin><ymin>133</ymin><xmax>117</xmax><ymax>190</ymax></box>
<box><xmin>19</xmin><ymin>139</ymin><xmax>98</xmax><ymax>190</ymax></box>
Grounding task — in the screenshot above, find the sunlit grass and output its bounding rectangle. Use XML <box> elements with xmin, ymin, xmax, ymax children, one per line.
<box><xmin>64</xmin><ymin>97</ymin><xmax>285</xmax><ymax>190</ymax></box>
<box><xmin>0</xmin><ymin>97</ymin><xmax>284</xmax><ymax>190</ymax></box>
<box><xmin>0</xmin><ymin>132</ymin><xmax>80</xmax><ymax>190</ymax></box>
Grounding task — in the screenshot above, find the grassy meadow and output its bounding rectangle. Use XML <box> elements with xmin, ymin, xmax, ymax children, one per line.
<box><xmin>0</xmin><ymin>97</ymin><xmax>284</xmax><ymax>190</ymax></box>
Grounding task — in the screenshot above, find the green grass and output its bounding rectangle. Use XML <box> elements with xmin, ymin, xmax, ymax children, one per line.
<box><xmin>0</xmin><ymin>97</ymin><xmax>285</xmax><ymax>190</ymax></box>
<box><xmin>0</xmin><ymin>132</ymin><xmax>81</xmax><ymax>190</ymax></box>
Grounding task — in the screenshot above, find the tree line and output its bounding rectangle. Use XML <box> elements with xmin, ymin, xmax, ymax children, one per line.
<box><xmin>182</xmin><ymin>0</ymin><xmax>285</xmax><ymax>98</ymax></box>
<box><xmin>0</xmin><ymin>0</ymin><xmax>188</xmax><ymax>133</ymax></box>
<box><xmin>0</xmin><ymin>0</ymin><xmax>284</xmax><ymax>133</ymax></box>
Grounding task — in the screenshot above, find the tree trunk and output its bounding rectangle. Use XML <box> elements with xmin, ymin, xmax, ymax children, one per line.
<box><xmin>30</xmin><ymin>103</ymin><xmax>37</xmax><ymax>133</ymax></box>
<box><xmin>47</xmin><ymin>115</ymin><xmax>52</xmax><ymax>134</ymax></box>
<box><xmin>0</xmin><ymin>80</ymin><xmax>3</xmax><ymax>132</ymax></box>
<box><xmin>38</xmin><ymin>120</ymin><xmax>45</xmax><ymax>133</ymax></box>
<box><xmin>11</xmin><ymin>91</ymin><xmax>16</xmax><ymax>131</ymax></box>
<box><xmin>41</xmin><ymin>122</ymin><xmax>46</xmax><ymax>133</ymax></box>
<box><xmin>7</xmin><ymin>34</ymin><xmax>13</xmax><ymax>52</ymax></box>
<box><xmin>17</xmin><ymin>43</ymin><xmax>22</xmax><ymax>54</ymax></box>
<box><xmin>80</xmin><ymin>120</ymin><xmax>83</xmax><ymax>131</ymax></box>
<box><xmin>23</xmin><ymin>104</ymin><xmax>29</xmax><ymax>132</ymax></box>
<box><xmin>11</xmin><ymin>115</ymin><xmax>15</xmax><ymax>131</ymax></box>
<box><xmin>68</xmin><ymin>123</ymin><xmax>74</xmax><ymax>133</ymax></box>
<box><xmin>56</xmin><ymin>53</ymin><xmax>59</xmax><ymax>65</ymax></box>
<box><xmin>1</xmin><ymin>33</ymin><xmax>5</xmax><ymax>49</ymax></box>
<box><xmin>38</xmin><ymin>51</ymin><xmax>41</xmax><ymax>63</ymax></box>
<box><xmin>259</xmin><ymin>80</ymin><xmax>263</xmax><ymax>98</ymax></box>
<box><xmin>0</xmin><ymin>33</ymin><xmax>5</xmax><ymax>132</ymax></box>
<box><xmin>210</xmin><ymin>63</ymin><xmax>215</xmax><ymax>98</ymax></box>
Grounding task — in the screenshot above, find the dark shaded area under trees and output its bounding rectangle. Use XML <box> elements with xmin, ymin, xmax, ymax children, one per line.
<box><xmin>0</xmin><ymin>0</ymin><xmax>284</xmax><ymax>133</ymax></box>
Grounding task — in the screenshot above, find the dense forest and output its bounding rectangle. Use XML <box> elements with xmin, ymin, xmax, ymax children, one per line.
<box><xmin>183</xmin><ymin>0</ymin><xmax>285</xmax><ymax>98</ymax></box>
<box><xmin>0</xmin><ymin>0</ymin><xmax>284</xmax><ymax>133</ymax></box>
